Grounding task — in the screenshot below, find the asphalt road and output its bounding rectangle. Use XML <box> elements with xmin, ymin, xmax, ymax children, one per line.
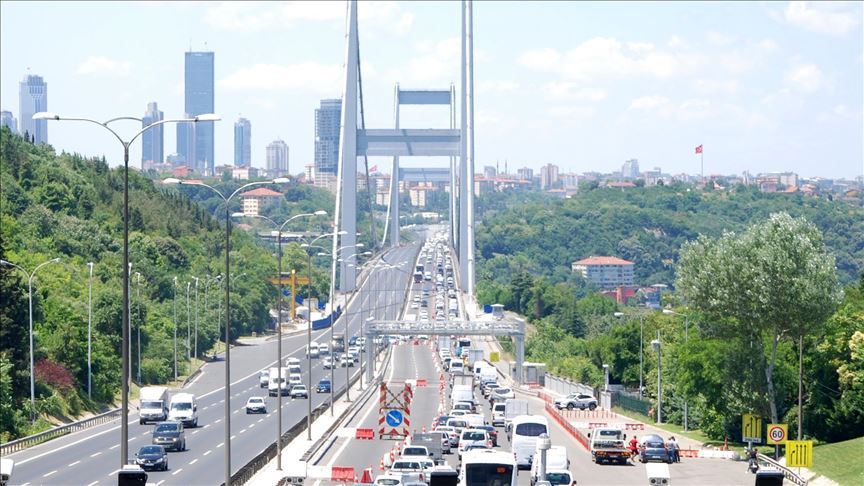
<box><xmin>6</xmin><ymin>240</ymin><xmax>421</xmax><ymax>486</ymax></box>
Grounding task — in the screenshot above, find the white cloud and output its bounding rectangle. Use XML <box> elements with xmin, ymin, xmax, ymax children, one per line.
<box><xmin>542</xmin><ymin>82</ymin><xmax>607</xmax><ymax>101</ymax></box>
<box><xmin>218</xmin><ymin>63</ymin><xmax>342</xmax><ymax>93</ymax></box>
<box><xmin>479</xmin><ymin>80</ymin><xmax>520</xmax><ymax>94</ymax></box>
<box><xmin>693</xmin><ymin>79</ymin><xmax>740</xmax><ymax>95</ymax></box>
<box><xmin>783</xmin><ymin>1</ymin><xmax>860</xmax><ymax>35</ymax></box>
<box><xmin>706</xmin><ymin>31</ymin><xmax>736</xmax><ymax>46</ymax></box>
<box><xmin>518</xmin><ymin>48</ymin><xmax>560</xmax><ymax>70</ymax></box>
<box><xmin>667</xmin><ymin>35</ymin><xmax>688</xmax><ymax>49</ymax></box>
<box><xmin>547</xmin><ymin>106</ymin><xmax>597</xmax><ymax>119</ymax></box>
<box><xmin>382</xmin><ymin>37</ymin><xmax>461</xmax><ymax>85</ymax></box>
<box><xmin>629</xmin><ymin>95</ymin><xmax>670</xmax><ymax>110</ymax></box>
<box><xmin>76</xmin><ymin>56</ymin><xmax>132</xmax><ymax>76</ymax></box>
<box><xmin>757</xmin><ymin>39</ymin><xmax>779</xmax><ymax>52</ymax></box>
<box><xmin>785</xmin><ymin>63</ymin><xmax>825</xmax><ymax>92</ymax></box>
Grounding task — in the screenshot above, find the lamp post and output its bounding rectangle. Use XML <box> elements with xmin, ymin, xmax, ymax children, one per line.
<box><xmin>662</xmin><ymin>309</ymin><xmax>690</xmax><ymax>431</ymax></box>
<box><xmin>87</xmin><ymin>262</ymin><xmax>94</xmax><ymax>399</ymax></box>
<box><xmin>193</xmin><ymin>276</ymin><xmax>200</xmax><ymax>360</ymax></box>
<box><xmin>35</xmin><ymin>110</ymin><xmax>219</xmax><ymax>466</ymax></box>
<box><xmin>344</xmin><ymin>253</ymin><xmax>372</xmax><ymax>401</ymax></box>
<box><xmin>173</xmin><ymin>277</ymin><xmax>178</xmax><ymax>382</ymax></box>
<box><xmin>163</xmin><ymin>177</ymin><xmax>289</xmax><ymax>486</ymax></box>
<box><xmin>204</xmin><ymin>275</ymin><xmax>223</xmax><ymax>359</ymax></box>
<box><xmin>603</xmin><ymin>364</ymin><xmax>610</xmax><ymax>392</ymax></box>
<box><xmin>652</xmin><ymin>334</ymin><xmax>662</xmax><ymax>424</ymax></box>
<box><xmin>0</xmin><ymin>257</ymin><xmax>61</xmax><ymax>422</ymax></box>
<box><xmin>186</xmin><ymin>282</ymin><xmax>192</xmax><ymax>360</ymax></box>
<box><xmin>233</xmin><ymin>211</ymin><xmax>327</xmax><ymax>468</ymax></box>
<box><xmin>614</xmin><ymin>311</ymin><xmax>647</xmax><ymax>397</ymax></box>
<box><xmin>136</xmin><ymin>272</ymin><xmax>142</xmax><ymax>384</ymax></box>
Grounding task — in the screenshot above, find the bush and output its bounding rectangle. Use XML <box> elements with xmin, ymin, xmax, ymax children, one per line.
<box><xmin>35</xmin><ymin>359</ymin><xmax>75</xmax><ymax>392</ymax></box>
<box><xmin>140</xmin><ymin>357</ymin><xmax>171</xmax><ymax>385</ymax></box>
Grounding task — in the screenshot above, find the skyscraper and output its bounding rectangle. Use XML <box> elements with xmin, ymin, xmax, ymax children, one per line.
<box><xmin>314</xmin><ymin>98</ymin><xmax>341</xmax><ymax>174</ymax></box>
<box><xmin>233</xmin><ymin>117</ymin><xmax>251</xmax><ymax>166</ymax></box>
<box><xmin>19</xmin><ymin>74</ymin><xmax>48</xmax><ymax>144</ymax></box>
<box><xmin>266</xmin><ymin>139</ymin><xmax>289</xmax><ymax>177</ymax></box>
<box><xmin>141</xmin><ymin>102</ymin><xmax>164</xmax><ymax>170</ymax></box>
<box><xmin>183</xmin><ymin>51</ymin><xmax>214</xmax><ymax>174</ymax></box>
<box><xmin>176</xmin><ymin>116</ymin><xmax>195</xmax><ymax>168</ymax></box>
<box><xmin>0</xmin><ymin>111</ymin><xmax>17</xmax><ymax>133</ymax></box>
<box><xmin>540</xmin><ymin>163</ymin><xmax>559</xmax><ymax>190</ymax></box>
<box><xmin>621</xmin><ymin>159</ymin><xmax>640</xmax><ymax>179</ymax></box>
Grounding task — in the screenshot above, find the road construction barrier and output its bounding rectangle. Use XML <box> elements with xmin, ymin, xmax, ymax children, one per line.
<box><xmin>355</xmin><ymin>428</ymin><xmax>375</xmax><ymax>440</ymax></box>
<box><xmin>588</xmin><ymin>422</ymin><xmax>608</xmax><ymax>429</ymax></box>
<box><xmin>624</xmin><ymin>423</ymin><xmax>645</xmax><ymax>430</ymax></box>
<box><xmin>545</xmin><ymin>402</ymin><xmax>590</xmax><ymax>451</ymax></box>
<box><xmin>416</xmin><ymin>379</ymin><xmax>428</xmax><ymax>387</ymax></box>
<box><xmin>331</xmin><ymin>467</ymin><xmax>356</xmax><ymax>482</ymax></box>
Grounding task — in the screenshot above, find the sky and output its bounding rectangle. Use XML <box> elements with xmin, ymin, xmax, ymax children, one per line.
<box><xmin>1</xmin><ymin>1</ymin><xmax>862</xmax><ymax>179</ymax></box>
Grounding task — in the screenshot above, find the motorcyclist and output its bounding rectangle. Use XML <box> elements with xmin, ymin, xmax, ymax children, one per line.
<box><xmin>747</xmin><ymin>447</ymin><xmax>759</xmax><ymax>472</ymax></box>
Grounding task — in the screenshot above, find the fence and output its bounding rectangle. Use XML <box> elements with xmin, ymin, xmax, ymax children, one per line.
<box><xmin>0</xmin><ymin>407</ymin><xmax>122</xmax><ymax>455</ymax></box>
<box><xmin>544</xmin><ymin>374</ymin><xmax>596</xmax><ymax>397</ymax></box>
<box><xmin>614</xmin><ymin>391</ymin><xmax>652</xmax><ymax>416</ymax></box>
<box><xmin>756</xmin><ymin>453</ymin><xmax>809</xmax><ymax>486</ymax></box>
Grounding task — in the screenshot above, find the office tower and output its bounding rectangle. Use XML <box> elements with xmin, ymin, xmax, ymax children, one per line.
<box><xmin>314</xmin><ymin>98</ymin><xmax>341</xmax><ymax>174</ymax></box>
<box><xmin>266</xmin><ymin>139</ymin><xmax>289</xmax><ymax>176</ymax></box>
<box><xmin>517</xmin><ymin>167</ymin><xmax>534</xmax><ymax>181</ymax></box>
<box><xmin>176</xmin><ymin>116</ymin><xmax>196</xmax><ymax>169</ymax></box>
<box><xmin>0</xmin><ymin>111</ymin><xmax>17</xmax><ymax>133</ymax></box>
<box><xmin>233</xmin><ymin>117</ymin><xmax>251</xmax><ymax>166</ymax></box>
<box><xmin>540</xmin><ymin>163</ymin><xmax>559</xmax><ymax>190</ymax></box>
<box><xmin>19</xmin><ymin>74</ymin><xmax>48</xmax><ymax>144</ymax></box>
<box><xmin>621</xmin><ymin>158</ymin><xmax>640</xmax><ymax>179</ymax></box>
<box><xmin>141</xmin><ymin>102</ymin><xmax>164</xmax><ymax>170</ymax></box>
<box><xmin>183</xmin><ymin>51</ymin><xmax>215</xmax><ymax>174</ymax></box>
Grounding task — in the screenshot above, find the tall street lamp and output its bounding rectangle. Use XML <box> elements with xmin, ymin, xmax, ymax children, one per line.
<box><xmin>186</xmin><ymin>281</ymin><xmax>192</xmax><ymax>360</ymax></box>
<box><xmin>652</xmin><ymin>332</ymin><xmax>662</xmax><ymax>424</ymax></box>
<box><xmin>193</xmin><ymin>276</ymin><xmax>200</xmax><ymax>360</ymax></box>
<box><xmin>344</xmin><ymin>253</ymin><xmax>372</xmax><ymax>401</ymax></box>
<box><xmin>204</xmin><ymin>275</ymin><xmax>222</xmax><ymax>359</ymax></box>
<box><xmin>35</xmin><ymin>110</ymin><xmax>219</xmax><ymax>466</ymax></box>
<box><xmin>233</xmin><ymin>210</ymin><xmax>327</xmax><ymax>468</ymax></box>
<box><xmin>173</xmin><ymin>277</ymin><xmax>178</xmax><ymax>382</ymax></box>
<box><xmin>0</xmin><ymin>257</ymin><xmax>61</xmax><ymax>422</ymax></box>
<box><xmin>614</xmin><ymin>310</ymin><xmax>648</xmax><ymax>397</ymax></box>
<box><xmin>136</xmin><ymin>272</ymin><xmax>142</xmax><ymax>384</ymax></box>
<box><xmin>163</xmin><ymin>177</ymin><xmax>289</xmax><ymax>486</ymax></box>
<box><xmin>662</xmin><ymin>309</ymin><xmax>690</xmax><ymax>431</ymax></box>
<box><xmin>87</xmin><ymin>262</ymin><xmax>94</xmax><ymax>399</ymax></box>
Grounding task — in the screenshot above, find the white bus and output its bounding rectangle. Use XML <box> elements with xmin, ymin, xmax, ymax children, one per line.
<box><xmin>510</xmin><ymin>415</ymin><xmax>549</xmax><ymax>468</ymax></box>
<box><xmin>460</xmin><ymin>449</ymin><xmax>517</xmax><ymax>486</ymax></box>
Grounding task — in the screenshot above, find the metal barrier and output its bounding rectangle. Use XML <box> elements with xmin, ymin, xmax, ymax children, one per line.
<box><xmin>544</xmin><ymin>374</ymin><xmax>596</xmax><ymax>397</ymax></box>
<box><xmin>614</xmin><ymin>391</ymin><xmax>652</xmax><ymax>415</ymax></box>
<box><xmin>756</xmin><ymin>453</ymin><xmax>809</xmax><ymax>486</ymax></box>
<box><xmin>0</xmin><ymin>407</ymin><xmax>122</xmax><ymax>455</ymax></box>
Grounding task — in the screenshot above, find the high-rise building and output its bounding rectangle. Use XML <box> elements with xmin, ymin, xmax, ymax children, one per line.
<box><xmin>19</xmin><ymin>74</ymin><xmax>48</xmax><ymax>144</ymax></box>
<box><xmin>517</xmin><ymin>167</ymin><xmax>534</xmax><ymax>181</ymax></box>
<box><xmin>314</xmin><ymin>98</ymin><xmax>341</xmax><ymax>174</ymax></box>
<box><xmin>621</xmin><ymin>158</ymin><xmax>640</xmax><ymax>179</ymax></box>
<box><xmin>540</xmin><ymin>163</ymin><xmax>559</xmax><ymax>190</ymax></box>
<box><xmin>141</xmin><ymin>102</ymin><xmax>164</xmax><ymax>170</ymax></box>
<box><xmin>183</xmin><ymin>51</ymin><xmax>215</xmax><ymax>174</ymax></box>
<box><xmin>233</xmin><ymin>117</ymin><xmax>251</xmax><ymax>166</ymax></box>
<box><xmin>483</xmin><ymin>165</ymin><xmax>497</xmax><ymax>179</ymax></box>
<box><xmin>0</xmin><ymin>111</ymin><xmax>17</xmax><ymax>133</ymax></box>
<box><xmin>176</xmin><ymin>116</ymin><xmax>196</xmax><ymax>169</ymax></box>
<box><xmin>266</xmin><ymin>139</ymin><xmax>289</xmax><ymax>176</ymax></box>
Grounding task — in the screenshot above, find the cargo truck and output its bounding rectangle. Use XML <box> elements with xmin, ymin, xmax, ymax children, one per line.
<box><xmin>138</xmin><ymin>386</ymin><xmax>169</xmax><ymax>424</ymax></box>
<box><xmin>588</xmin><ymin>427</ymin><xmax>630</xmax><ymax>465</ymax></box>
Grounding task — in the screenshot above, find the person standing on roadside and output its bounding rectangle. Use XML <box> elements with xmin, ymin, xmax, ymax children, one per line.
<box><xmin>668</xmin><ymin>436</ymin><xmax>680</xmax><ymax>463</ymax></box>
<box><xmin>629</xmin><ymin>435</ymin><xmax>640</xmax><ymax>463</ymax></box>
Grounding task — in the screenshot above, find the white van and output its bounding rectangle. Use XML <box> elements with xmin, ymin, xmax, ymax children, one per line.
<box><xmin>492</xmin><ymin>403</ymin><xmax>507</xmax><ymax>427</ymax></box>
<box><xmin>450</xmin><ymin>384</ymin><xmax>473</xmax><ymax>406</ymax></box>
<box><xmin>510</xmin><ymin>415</ymin><xmax>549</xmax><ymax>468</ymax></box>
<box><xmin>285</xmin><ymin>357</ymin><xmax>301</xmax><ymax>367</ymax></box>
<box><xmin>461</xmin><ymin>449</ymin><xmax>517</xmax><ymax>486</ymax></box>
<box><xmin>268</xmin><ymin>366</ymin><xmax>290</xmax><ymax>396</ymax></box>
<box><xmin>168</xmin><ymin>392</ymin><xmax>198</xmax><ymax>428</ymax></box>
<box><xmin>138</xmin><ymin>386</ymin><xmax>169</xmax><ymax>424</ymax></box>
<box><xmin>450</xmin><ymin>360</ymin><xmax>464</xmax><ymax>374</ymax></box>
<box><xmin>307</xmin><ymin>342</ymin><xmax>320</xmax><ymax>358</ymax></box>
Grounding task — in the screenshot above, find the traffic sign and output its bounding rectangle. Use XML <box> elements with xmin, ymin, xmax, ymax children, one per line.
<box><xmin>385</xmin><ymin>409</ymin><xmax>404</xmax><ymax>427</ymax></box>
<box><xmin>489</xmin><ymin>352</ymin><xmax>500</xmax><ymax>363</ymax></box>
<box><xmin>742</xmin><ymin>413</ymin><xmax>762</xmax><ymax>443</ymax></box>
<box><xmin>282</xmin><ymin>288</ymin><xmax>292</xmax><ymax>297</ymax></box>
<box><xmin>786</xmin><ymin>440</ymin><xmax>813</xmax><ymax>467</ymax></box>
<box><xmin>767</xmin><ymin>424</ymin><xmax>788</xmax><ymax>445</ymax></box>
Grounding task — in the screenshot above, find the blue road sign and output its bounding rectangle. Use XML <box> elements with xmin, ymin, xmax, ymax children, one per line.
<box><xmin>283</xmin><ymin>288</ymin><xmax>291</xmax><ymax>297</ymax></box>
<box><xmin>385</xmin><ymin>409</ymin><xmax>404</xmax><ymax>427</ymax></box>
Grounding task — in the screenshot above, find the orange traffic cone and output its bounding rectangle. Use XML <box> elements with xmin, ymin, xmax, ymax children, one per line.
<box><xmin>361</xmin><ymin>468</ymin><xmax>373</xmax><ymax>483</ymax></box>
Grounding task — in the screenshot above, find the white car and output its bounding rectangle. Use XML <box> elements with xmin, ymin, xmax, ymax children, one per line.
<box><xmin>289</xmin><ymin>385</ymin><xmax>309</xmax><ymax>399</ymax></box>
<box><xmin>458</xmin><ymin>429</ymin><xmax>491</xmax><ymax>457</ymax></box>
<box><xmin>553</xmin><ymin>393</ymin><xmax>598</xmax><ymax>411</ymax></box>
<box><xmin>323</xmin><ymin>356</ymin><xmax>334</xmax><ymax>369</ymax></box>
<box><xmin>245</xmin><ymin>396</ymin><xmax>266</xmax><ymax>414</ymax></box>
<box><xmin>258</xmin><ymin>370</ymin><xmax>269</xmax><ymax>388</ymax></box>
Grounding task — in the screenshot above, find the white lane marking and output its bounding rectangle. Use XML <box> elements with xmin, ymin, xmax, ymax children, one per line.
<box><xmin>43</xmin><ymin>470</ymin><xmax>57</xmax><ymax>477</ymax></box>
<box><xmin>248</xmin><ymin>423</ymin><xmax>255</xmax><ymax>429</ymax></box>
<box><xmin>91</xmin><ymin>452</ymin><xmax>102</xmax><ymax>458</ymax></box>
<box><xmin>231</xmin><ymin>434</ymin><xmax>237</xmax><ymax>440</ymax></box>
<box><xmin>217</xmin><ymin>442</ymin><xmax>224</xmax><ymax>448</ymax></box>
<box><xmin>191</xmin><ymin>430</ymin><xmax>199</xmax><ymax>435</ymax></box>
<box><xmin>257</xmin><ymin>418</ymin><xmax>264</xmax><ymax>423</ymax></box>
<box><xmin>172</xmin><ymin>468</ymin><xmax>184</xmax><ymax>476</ymax></box>
<box><xmin>109</xmin><ymin>444</ymin><xmax>119</xmax><ymax>450</ymax></box>
<box><xmin>108</xmin><ymin>469</ymin><xmax>121</xmax><ymax>476</ymax></box>
<box><xmin>214</xmin><ymin>419</ymin><xmax>222</xmax><ymax>424</ymax></box>
<box><xmin>190</xmin><ymin>458</ymin><xmax>199</xmax><ymax>465</ymax></box>
<box><xmin>68</xmin><ymin>460</ymin><xmax>81</xmax><ymax>467</ymax></box>
<box><xmin>239</xmin><ymin>428</ymin><xmax>247</xmax><ymax>434</ymax></box>
<box><xmin>204</xmin><ymin>449</ymin><xmax>212</xmax><ymax>456</ymax></box>
<box><xmin>87</xmin><ymin>482</ymin><xmax>98</xmax><ymax>486</ymax></box>
<box><xmin>157</xmin><ymin>481</ymin><xmax>166</xmax><ymax>486</ymax></box>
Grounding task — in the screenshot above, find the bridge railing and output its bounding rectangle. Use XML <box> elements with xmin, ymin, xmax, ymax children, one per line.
<box><xmin>0</xmin><ymin>407</ymin><xmax>121</xmax><ymax>455</ymax></box>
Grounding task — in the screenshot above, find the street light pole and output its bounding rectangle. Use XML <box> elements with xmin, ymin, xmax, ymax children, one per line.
<box><xmin>87</xmin><ymin>262</ymin><xmax>93</xmax><ymax>399</ymax></box>
<box><xmin>0</xmin><ymin>258</ymin><xmax>61</xmax><ymax>422</ymax></box>
<box><xmin>173</xmin><ymin>277</ymin><xmax>178</xmax><ymax>382</ymax></box>
<box><xmin>193</xmin><ymin>276</ymin><xmax>199</xmax><ymax>361</ymax></box>
<box><xmin>136</xmin><ymin>272</ymin><xmax>142</xmax><ymax>384</ymax></box>
<box><xmin>663</xmin><ymin>309</ymin><xmax>690</xmax><ymax>431</ymax></box>
<box><xmin>186</xmin><ymin>282</ymin><xmax>192</xmax><ymax>361</ymax></box>
<box><xmin>652</xmin><ymin>332</ymin><xmax>662</xmax><ymax>424</ymax></box>
<box><xmin>35</xmin><ymin>110</ymin><xmax>219</xmax><ymax>467</ymax></box>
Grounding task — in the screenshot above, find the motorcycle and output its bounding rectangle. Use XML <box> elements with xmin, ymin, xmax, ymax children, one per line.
<box><xmin>747</xmin><ymin>454</ymin><xmax>760</xmax><ymax>474</ymax></box>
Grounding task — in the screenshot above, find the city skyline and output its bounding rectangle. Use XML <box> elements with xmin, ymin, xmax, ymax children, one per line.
<box><xmin>1</xmin><ymin>1</ymin><xmax>861</xmax><ymax>178</ymax></box>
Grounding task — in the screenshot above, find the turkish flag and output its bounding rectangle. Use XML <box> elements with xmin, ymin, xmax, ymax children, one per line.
<box><xmin>695</xmin><ymin>145</ymin><xmax>703</xmax><ymax>154</ymax></box>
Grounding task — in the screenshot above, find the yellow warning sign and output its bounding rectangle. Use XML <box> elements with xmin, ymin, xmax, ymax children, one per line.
<box><xmin>767</xmin><ymin>423</ymin><xmax>788</xmax><ymax>445</ymax></box>
<box><xmin>786</xmin><ymin>440</ymin><xmax>813</xmax><ymax>468</ymax></box>
<box><xmin>742</xmin><ymin>413</ymin><xmax>762</xmax><ymax>443</ymax></box>
<box><xmin>489</xmin><ymin>352</ymin><xmax>500</xmax><ymax>363</ymax></box>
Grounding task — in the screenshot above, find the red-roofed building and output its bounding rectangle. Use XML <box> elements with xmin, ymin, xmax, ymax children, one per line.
<box><xmin>572</xmin><ymin>256</ymin><xmax>635</xmax><ymax>288</ymax></box>
<box><xmin>241</xmin><ymin>187</ymin><xmax>283</xmax><ymax>216</ymax></box>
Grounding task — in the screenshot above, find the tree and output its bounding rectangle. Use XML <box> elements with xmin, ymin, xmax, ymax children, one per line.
<box><xmin>676</xmin><ymin>212</ymin><xmax>841</xmax><ymax>424</ymax></box>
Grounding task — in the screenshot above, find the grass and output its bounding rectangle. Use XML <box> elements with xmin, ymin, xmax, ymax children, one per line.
<box><xmin>611</xmin><ymin>407</ymin><xmax>749</xmax><ymax>454</ymax></box>
<box><xmin>810</xmin><ymin>436</ymin><xmax>864</xmax><ymax>485</ymax></box>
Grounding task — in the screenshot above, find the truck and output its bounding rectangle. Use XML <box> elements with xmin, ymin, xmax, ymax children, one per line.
<box><xmin>437</xmin><ymin>336</ymin><xmax>452</xmax><ymax>354</ymax></box>
<box><xmin>332</xmin><ymin>333</ymin><xmax>345</xmax><ymax>353</ymax></box>
<box><xmin>412</xmin><ymin>432</ymin><xmax>447</xmax><ymax>463</ymax></box>
<box><xmin>466</xmin><ymin>349</ymin><xmax>484</xmax><ymax>371</ymax></box>
<box><xmin>450</xmin><ymin>384</ymin><xmax>474</xmax><ymax>407</ymax></box>
<box><xmin>138</xmin><ymin>386</ymin><xmax>169</xmax><ymax>424</ymax></box>
<box><xmin>588</xmin><ymin>427</ymin><xmax>630</xmax><ymax>465</ymax></box>
<box><xmin>268</xmin><ymin>366</ymin><xmax>290</xmax><ymax>397</ymax></box>
<box><xmin>451</xmin><ymin>372</ymin><xmax>475</xmax><ymax>389</ymax></box>
<box><xmin>503</xmin><ymin>399</ymin><xmax>529</xmax><ymax>431</ymax></box>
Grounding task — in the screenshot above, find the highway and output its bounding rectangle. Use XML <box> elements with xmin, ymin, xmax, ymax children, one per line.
<box><xmin>6</xmin><ymin>239</ymin><xmax>421</xmax><ymax>486</ymax></box>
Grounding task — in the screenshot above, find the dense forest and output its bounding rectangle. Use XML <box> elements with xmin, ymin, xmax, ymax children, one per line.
<box><xmin>0</xmin><ymin>128</ymin><xmax>335</xmax><ymax>441</ymax></box>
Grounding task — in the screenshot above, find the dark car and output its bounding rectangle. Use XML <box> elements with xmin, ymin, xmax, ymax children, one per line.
<box><xmin>349</xmin><ymin>335</ymin><xmax>358</xmax><ymax>346</ymax></box>
<box><xmin>435</xmin><ymin>415</ymin><xmax>451</xmax><ymax>427</ymax></box>
<box><xmin>152</xmin><ymin>421</ymin><xmax>185</xmax><ymax>452</ymax></box>
<box><xmin>639</xmin><ymin>434</ymin><xmax>672</xmax><ymax>464</ymax></box>
<box><xmin>135</xmin><ymin>445</ymin><xmax>168</xmax><ymax>471</ymax></box>
<box><xmin>475</xmin><ymin>425</ymin><xmax>499</xmax><ymax>447</ymax></box>
<box><xmin>316</xmin><ymin>379</ymin><xmax>331</xmax><ymax>393</ymax></box>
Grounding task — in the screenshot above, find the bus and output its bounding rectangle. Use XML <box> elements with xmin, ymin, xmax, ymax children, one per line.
<box><xmin>460</xmin><ymin>449</ymin><xmax>517</xmax><ymax>486</ymax></box>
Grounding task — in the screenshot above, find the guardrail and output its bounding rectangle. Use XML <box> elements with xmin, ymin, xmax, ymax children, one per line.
<box><xmin>756</xmin><ymin>453</ymin><xmax>809</xmax><ymax>486</ymax></box>
<box><xmin>0</xmin><ymin>407</ymin><xmax>122</xmax><ymax>455</ymax></box>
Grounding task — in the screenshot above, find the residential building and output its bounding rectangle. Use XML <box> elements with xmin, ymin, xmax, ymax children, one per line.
<box><xmin>409</xmin><ymin>186</ymin><xmax>427</xmax><ymax>207</ymax></box>
<box><xmin>266</xmin><ymin>139</ymin><xmax>289</xmax><ymax>176</ymax></box>
<box><xmin>314</xmin><ymin>171</ymin><xmax>338</xmax><ymax>193</ymax></box>
<box><xmin>232</xmin><ymin>165</ymin><xmax>259</xmax><ymax>180</ymax></box>
<box><xmin>19</xmin><ymin>74</ymin><xmax>48</xmax><ymax>144</ymax></box>
<box><xmin>572</xmin><ymin>256</ymin><xmax>635</xmax><ymax>289</ymax></box>
<box><xmin>240</xmin><ymin>187</ymin><xmax>282</xmax><ymax>216</ymax></box>
<box><xmin>540</xmin><ymin>163</ymin><xmax>559</xmax><ymax>190</ymax></box>
<box><xmin>314</xmin><ymin>98</ymin><xmax>341</xmax><ymax>174</ymax></box>
<box><xmin>560</xmin><ymin>172</ymin><xmax>579</xmax><ymax>190</ymax></box>
<box><xmin>483</xmin><ymin>165</ymin><xmax>497</xmax><ymax>178</ymax></box>
<box><xmin>1</xmin><ymin>110</ymin><xmax>17</xmax><ymax>133</ymax></box>
<box><xmin>779</xmin><ymin>172</ymin><xmax>798</xmax><ymax>188</ymax></box>
<box><xmin>141</xmin><ymin>102</ymin><xmax>164</xmax><ymax>170</ymax></box>
<box><xmin>517</xmin><ymin>167</ymin><xmax>533</xmax><ymax>181</ymax></box>
<box><xmin>234</xmin><ymin>117</ymin><xmax>251</xmax><ymax>166</ymax></box>
<box><xmin>621</xmin><ymin>158</ymin><xmax>640</xmax><ymax>179</ymax></box>
<box><xmin>183</xmin><ymin>51</ymin><xmax>215</xmax><ymax>174</ymax></box>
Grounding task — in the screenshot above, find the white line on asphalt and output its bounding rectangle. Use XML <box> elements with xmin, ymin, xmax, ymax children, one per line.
<box><xmin>109</xmin><ymin>444</ymin><xmax>119</xmax><ymax>450</ymax></box>
<box><xmin>157</xmin><ymin>481</ymin><xmax>165</xmax><ymax>486</ymax></box>
<box><xmin>172</xmin><ymin>468</ymin><xmax>183</xmax><ymax>476</ymax></box>
<box><xmin>190</xmin><ymin>458</ymin><xmax>199</xmax><ymax>465</ymax></box>
<box><xmin>217</xmin><ymin>442</ymin><xmax>224</xmax><ymax>448</ymax></box>
<box><xmin>231</xmin><ymin>435</ymin><xmax>237</xmax><ymax>440</ymax></box>
<box><xmin>91</xmin><ymin>452</ymin><xmax>102</xmax><ymax>458</ymax></box>
<box><xmin>215</xmin><ymin>419</ymin><xmax>222</xmax><ymax>424</ymax></box>
<box><xmin>239</xmin><ymin>428</ymin><xmax>247</xmax><ymax>434</ymax></box>
<box><xmin>68</xmin><ymin>460</ymin><xmax>81</xmax><ymax>467</ymax></box>
<box><xmin>191</xmin><ymin>430</ymin><xmax>199</xmax><ymax>435</ymax></box>
<box><xmin>257</xmin><ymin>418</ymin><xmax>264</xmax><ymax>423</ymax></box>
<box><xmin>108</xmin><ymin>469</ymin><xmax>120</xmax><ymax>476</ymax></box>
<box><xmin>87</xmin><ymin>482</ymin><xmax>98</xmax><ymax>486</ymax></box>
<box><xmin>43</xmin><ymin>470</ymin><xmax>57</xmax><ymax>477</ymax></box>
<box><xmin>248</xmin><ymin>423</ymin><xmax>255</xmax><ymax>428</ymax></box>
<box><xmin>204</xmin><ymin>449</ymin><xmax>212</xmax><ymax>456</ymax></box>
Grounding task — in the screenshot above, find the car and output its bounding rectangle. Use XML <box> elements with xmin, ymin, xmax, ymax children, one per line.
<box><xmin>349</xmin><ymin>335</ymin><xmax>358</xmax><ymax>346</ymax></box>
<box><xmin>436</xmin><ymin>426</ymin><xmax>460</xmax><ymax>447</ymax></box>
<box><xmin>151</xmin><ymin>421</ymin><xmax>185</xmax><ymax>452</ymax></box>
<box><xmin>474</xmin><ymin>425</ymin><xmax>499</xmax><ymax>447</ymax></box>
<box><xmin>434</xmin><ymin>415</ymin><xmax>451</xmax><ymax>428</ymax></box>
<box><xmin>285</xmin><ymin>357</ymin><xmax>301</xmax><ymax>367</ymax></box>
<box><xmin>639</xmin><ymin>434</ymin><xmax>673</xmax><ymax>463</ymax></box>
<box><xmin>489</xmin><ymin>387</ymin><xmax>515</xmax><ymax>403</ymax></box>
<box><xmin>245</xmin><ymin>396</ymin><xmax>267</xmax><ymax>414</ymax></box>
<box><xmin>135</xmin><ymin>445</ymin><xmax>168</xmax><ymax>471</ymax></box>
<box><xmin>323</xmin><ymin>356</ymin><xmax>334</xmax><ymax>369</ymax></box>
<box><xmin>290</xmin><ymin>385</ymin><xmax>309</xmax><ymax>399</ymax></box>
<box><xmin>317</xmin><ymin>379</ymin><xmax>331</xmax><ymax>393</ymax></box>
<box><xmin>258</xmin><ymin>370</ymin><xmax>270</xmax><ymax>388</ymax></box>
<box><xmin>553</xmin><ymin>393</ymin><xmax>598</xmax><ymax>411</ymax></box>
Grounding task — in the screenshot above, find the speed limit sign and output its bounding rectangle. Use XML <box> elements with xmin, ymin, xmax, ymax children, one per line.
<box><xmin>767</xmin><ymin>423</ymin><xmax>788</xmax><ymax>445</ymax></box>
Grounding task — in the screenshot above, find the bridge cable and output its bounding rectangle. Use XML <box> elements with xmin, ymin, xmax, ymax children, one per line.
<box><xmin>355</xmin><ymin>28</ymin><xmax>379</xmax><ymax>251</ymax></box>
